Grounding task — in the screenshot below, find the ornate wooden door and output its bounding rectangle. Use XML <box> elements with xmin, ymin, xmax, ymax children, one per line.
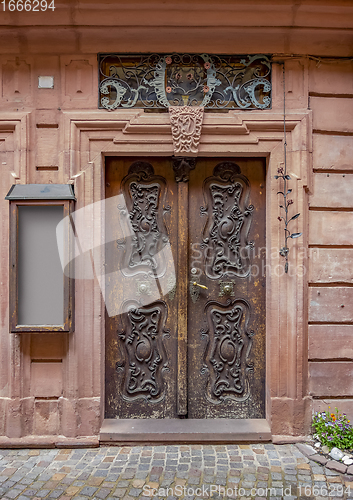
<box><xmin>187</xmin><ymin>158</ymin><xmax>266</xmax><ymax>418</ymax></box>
<box><xmin>105</xmin><ymin>158</ymin><xmax>178</xmax><ymax>419</ymax></box>
<box><xmin>105</xmin><ymin>156</ymin><xmax>265</xmax><ymax>420</ymax></box>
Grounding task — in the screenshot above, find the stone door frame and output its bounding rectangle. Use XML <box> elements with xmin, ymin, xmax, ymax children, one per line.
<box><xmin>61</xmin><ymin>107</ymin><xmax>311</xmax><ymax>440</ymax></box>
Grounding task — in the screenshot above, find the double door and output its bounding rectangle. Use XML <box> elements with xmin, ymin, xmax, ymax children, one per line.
<box><xmin>105</xmin><ymin>156</ymin><xmax>265</xmax><ymax>419</ymax></box>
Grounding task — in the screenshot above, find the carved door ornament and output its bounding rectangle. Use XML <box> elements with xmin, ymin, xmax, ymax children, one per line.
<box><xmin>172</xmin><ymin>156</ymin><xmax>196</xmax><ymax>182</ymax></box>
<box><xmin>200</xmin><ymin>161</ymin><xmax>254</xmax><ymax>280</ymax></box>
<box><xmin>201</xmin><ymin>299</ymin><xmax>254</xmax><ymax>404</ymax></box>
<box><xmin>117</xmin><ymin>161</ymin><xmax>170</xmax><ymax>279</ymax></box>
<box><xmin>169</xmin><ymin>106</ymin><xmax>204</xmax><ymax>155</ymax></box>
<box><xmin>117</xmin><ymin>301</ymin><xmax>170</xmax><ymax>403</ymax></box>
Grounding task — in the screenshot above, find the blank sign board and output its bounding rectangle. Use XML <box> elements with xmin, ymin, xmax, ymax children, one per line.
<box><xmin>18</xmin><ymin>206</ymin><xmax>64</xmax><ymax>326</ymax></box>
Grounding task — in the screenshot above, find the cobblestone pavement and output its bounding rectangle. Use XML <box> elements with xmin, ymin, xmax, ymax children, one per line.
<box><xmin>0</xmin><ymin>444</ymin><xmax>353</xmax><ymax>500</ymax></box>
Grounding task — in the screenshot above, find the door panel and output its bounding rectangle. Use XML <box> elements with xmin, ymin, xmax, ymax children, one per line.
<box><xmin>187</xmin><ymin>158</ymin><xmax>266</xmax><ymax>418</ymax></box>
<box><xmin>105</xmin><ymin>156</ymin><xmax>265</xmax><ymax>420</ymax></box>
<box><xmin>105</xmin><ymin>158</ymin><xmax>178</xmax><ymax>418</ymax></box>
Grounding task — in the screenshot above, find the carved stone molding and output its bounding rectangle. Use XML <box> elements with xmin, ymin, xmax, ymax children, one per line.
<box><xmin>169</xmin><ymin>106</ymin><xmax>204</xmax><ymax>155</ymax></box>
<box><xmin>172</xmin><ymin>156</ymin><xmax>196</xmax><ymax>183</ymax></box>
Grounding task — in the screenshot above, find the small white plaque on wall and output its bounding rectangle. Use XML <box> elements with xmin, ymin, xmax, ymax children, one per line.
<box><xmin>38</xmin><ymin>76</ymin><xmax>54</xmax><ymax>89</ymax></box>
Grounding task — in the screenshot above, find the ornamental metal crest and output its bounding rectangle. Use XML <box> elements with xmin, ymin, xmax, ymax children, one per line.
<box><xmin>98</xmin><ymin>53</ymin><xmax>271</xmax><ymax>111</ymax></box>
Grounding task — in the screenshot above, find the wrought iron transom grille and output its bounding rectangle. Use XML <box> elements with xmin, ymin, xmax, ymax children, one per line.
<box><xmin>98</xmin><ymin>53</ymin><xmax>271</xmax><ymax>111</ymax></box>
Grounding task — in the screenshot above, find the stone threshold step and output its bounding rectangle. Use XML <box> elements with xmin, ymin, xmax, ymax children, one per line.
<box><xmin>100</xmin><ymin>418</ymin><xmax>271</xmax><ymax>444</ymax></box>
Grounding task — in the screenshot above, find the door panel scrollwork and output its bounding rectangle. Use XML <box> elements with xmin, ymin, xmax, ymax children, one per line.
<box><xmin>118</xmin><ymin>161</ymin><xmax>170</xmax><ymax>278</ymax></box>
<box><xmin>200</xmin><ymin>162</ymin><xmax>254</xmax><ymax>279</ymax></box>
<box><xmin>117</xmin><ymin>301</ymin><xmax>170</xmax><ymax>403</ymax></box>
<box><xmin>200</xmin><ymin>299</ymin><xmax>254</xmax><ymax>404</ymax></box>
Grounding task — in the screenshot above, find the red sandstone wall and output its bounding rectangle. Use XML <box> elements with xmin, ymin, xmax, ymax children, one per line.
<box><xmin>308</xmin><ymin>60</ymin><xmax>353</xmax><ymax>420</ymax></box>
<box><xmin>0</xmin><ymin>1</ymin><xmax>352</xmax><ymax>439</ymax></box>
<box><xmin>0</xmin><ymin>54</ymin><xmax>100</xmax><ymax>440</ymax></box>
<box><xmin>0</xmin><ymin>1</ymin><xmax>353</xmax><ymax>57</ymax></box>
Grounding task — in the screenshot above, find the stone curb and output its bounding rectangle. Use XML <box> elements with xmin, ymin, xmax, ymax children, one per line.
<box><xmin>326</xmin><ymin>459</ymin><xmax>347</xmax><ymax>474</ymax></box>
<box><xmin>0</xmin><ymin>436</ymin><xmax>99</xmax><ymax>448</ymax></box>
<box><xmin>296</xmin><ymin>443</ymin><xmax>353</xmax><ymax>475</ymax></box>
<box><xmin>295</xmin><ymin>443</ymin><xmax>317</xmax><ymax>457</ymax></box>
<box><xmin>308</xmin><ymin>453</ymin><xmax>328</xmax><ymax>465</ymax></box>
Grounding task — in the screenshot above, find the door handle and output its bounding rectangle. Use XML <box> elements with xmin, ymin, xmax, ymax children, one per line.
<box><xmin>192</xmin><ymin>281</ymin><xmax>208</xmax><ymax>290</ymax></box>
<box><xmin>190</xmin><ymin>269</ymin><xmax>208</xmax><ymax>302</ymax></box>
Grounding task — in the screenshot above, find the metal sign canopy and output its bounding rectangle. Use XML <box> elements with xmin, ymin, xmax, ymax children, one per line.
<box><xmin>5</xmin><ymin>184</ymin><xmax>76</xmax><ymax>201</ymax></box>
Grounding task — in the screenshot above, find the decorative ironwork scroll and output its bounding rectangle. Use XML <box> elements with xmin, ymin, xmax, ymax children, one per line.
<box><xmin>201</xmin><ymin>162</ymin><xmax>254</xmax><ymax>279</ymax></box>
<box><xmin>276</xmin><ymin>64</ymin><xmax>302</xmax><ymax>273</ymax></box>
<box><xmin>117</xmin><ymin>161</ymin><xmax>170</xmax><ymax>278</ymax></box>
<box><xmin>117</xmin><ymin>301</ymin><xmax>169</xmax><ymax>403</ymax></box>
<box><xmin>201</xmin><ymin>299</ymin><xmax>254</xmax><ymax>404</ymax></box>
<box><xmin>99</xmin><ymin>53</ymin><xmax>271</xmax><ymax>110</ymax></box>
<box><xmin>169</xmin><ymin>106</ymin><xmax>204</xmax><ymax>154</ymax></box>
